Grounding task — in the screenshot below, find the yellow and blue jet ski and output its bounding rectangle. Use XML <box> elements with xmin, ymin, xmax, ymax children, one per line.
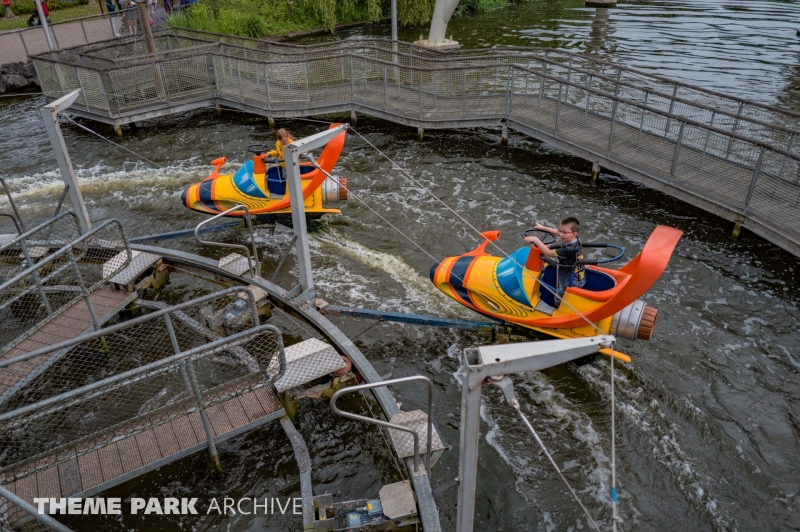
<box><xmin>181</xmin><ymin>124</ymin><xmax>348</xmax><ymax>220</ymax></box>
<box><xmin>430</xmin><ymin>225</ymin><xmax>683</xmax><ymax>362</ymax></box>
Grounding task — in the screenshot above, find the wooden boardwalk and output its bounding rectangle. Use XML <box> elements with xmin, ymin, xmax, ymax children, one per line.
<box><xmin>0</xmin><ymin>288</ymin><xmax>137</xmax><ymax>403</ymax></box>
<box><xmin>0</xmin><ymin>379</ymin><xmax>284</xmax><ymax>516</ymax></box>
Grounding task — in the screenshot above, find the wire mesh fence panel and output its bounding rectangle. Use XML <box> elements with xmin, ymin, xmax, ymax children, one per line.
<box><xmin>0</xmin><ymin>492</ymin><xmax>66</xmax><ymax>532</ymax></box>
<box><xmin>0</xmin><ymin>289</ymin><xmax>282</xmax><ymax>479</ymax></box>
<box><xmin>0</xmin><ymin>219</ymin><xmax>130</xmax><ymax>358</ymax></box>
<box><xmin>746</xmin><ymin>150</ymin><xmax>800</xmax><ymax>243</ymax></box>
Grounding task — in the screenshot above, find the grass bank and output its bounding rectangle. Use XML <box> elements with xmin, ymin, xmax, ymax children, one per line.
<box><xmin>165</xmin><ymin>0</ymin><xmax>507</xmax><ymax>39</ymax></box>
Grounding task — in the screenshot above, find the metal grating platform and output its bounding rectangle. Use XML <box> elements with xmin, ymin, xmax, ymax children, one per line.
<box><xmin>387</xmin><ymin>410</ymin><xmax>446</xmax><ymax>459</ymax></box>
<box><xmin>274</xmin><ymin>338</ymin><xmax>347</xmax><ymax>393</ymax></box>
<box><xmin>0</xmin><ymin>381</ymin><xmax>284</xmax><ymax>516</ymax></box>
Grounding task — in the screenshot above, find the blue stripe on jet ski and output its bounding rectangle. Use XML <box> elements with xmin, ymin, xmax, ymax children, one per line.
<box><xmin>449</xmin><ymin>256</ymin><xmax>474</xmax><ymax>287</ymax></box>
<box><xmin>198</xmin><ymin>180</ymin><xmax>217</xmax><ymax>212</ymax></box>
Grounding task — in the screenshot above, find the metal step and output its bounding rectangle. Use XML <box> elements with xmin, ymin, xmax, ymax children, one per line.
<box><xmin>218</xmin><ymin>252</ymin><xmax>253</xmax><ymax>277</ymax></box>
<box><xmin>387</xmin><ymin>410</ymin><xmax>446</xmax><ymax>460</ymax></box>
<box><xmin>274</xmin><ymin>338</ymin><xmax>347</xmax><ymax>393</ymax></box>
<box><xmin>104</xmin><ymin>249</ymin><xmax>162</xmax><ymax>291</ymax></box>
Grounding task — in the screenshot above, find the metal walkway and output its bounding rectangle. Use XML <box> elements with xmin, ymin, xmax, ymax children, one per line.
<box><xmin>30</xmin><ymin>29</ymin><xmax>800</xmax><ymax>258</ymax></box>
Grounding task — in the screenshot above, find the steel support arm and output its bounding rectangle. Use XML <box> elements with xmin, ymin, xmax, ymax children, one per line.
<box><xmin>456</xmin><ymin>336</ymin><xmax>614</xmax><ymax>532</ymax></box>
<box><xmin>283</xmin><ymin>124</ymin><xmax>349</xmax><ymax>299</ymax></box>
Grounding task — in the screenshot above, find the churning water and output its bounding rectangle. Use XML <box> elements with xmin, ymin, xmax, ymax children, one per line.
<box><xmin>1</xmin><ymin>0</ymin><xmax>800</xmax><ymax>530</ymax></box>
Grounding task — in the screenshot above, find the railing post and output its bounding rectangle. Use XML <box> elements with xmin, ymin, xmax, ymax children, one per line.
<box><xmin>505</xmin><ymin>67</ymin><xmax>514</xmax><ymax>117</ymax></box>
<box><xmin>159</xmin><ymin>64</ymin><xmax>170</xmax><ymax>104</ymax></box>
<box><xmin>19</xmin><ymin>242</ymin><xmax>53</xmax><ymax>315</ymax></box>
<box><xmin>264</xmin><ymin>63</ymin><xmax>272</xmax><ymax>112</ymax></box>
<box><xmin>670</xmin><ymin>122</ymin><xmax>685</xmax><ymax>183</ymax></box>
<box><xmin>564</xmin><ymin>55</ymin><xmax>572</xmax><ymax>101</ymax></box>
<box><xmin>236</xmin><ymin>59</ymin><xmax>244</xmax><ymax>103</ymax></box>
<box><xmin>67</xmin><ymin>248</ymin><xmax>101</xmax><ymax>331</ymax></box>
<box><xmin>81</xmin><ymin>20</ymin><xmax>89</xmax><ymax>44</ymax></box>
<box><xmin>538</xmin><ymin>61</ymin><xmax>546</xmax><ymax>109</ymax></box>
<box><xmin>607</xmin><ymin>100</ymin><xmax>619</xmax><ymax>156</ymax></box>
<box><xmin>461</xmin><ymin>69</ymin><xmax>466</xmax><ymax>116</ymax></box>
<box><xmin>699</xmin><ymin>111</ymin><xmax>716</xmax><ymax>170</ymax></box>
<box><xmin>636</xmin><ymin>92</ymin><xmax>649</xmax><ymax>146</ymax></box>
<box><xmin>554</xmin><ymin>82</ymin><xmax>563</xmax><ymax>135</ymax></box>
<box><xmin>726</xmin><ymin>102</ymin><xmax>745</xmax><ymax>158</ymax></box>
<box><xmin>384</xmin><ymin>64</ymin><xmax>388</xmax><ymax>111</ymax></box>
<box><xmin>349</xmin><ymin>55</ymin><xmax>355</xmax><ymax>103</ymax></box>
<box><xmin>584</xmin><ymin>74</ymin><xmax>592</xmax><ymax>125</ymax></box>
<box><xmin>664</xmin><ymin>84</ymin><xmax>678</xmax><ymax>136</ymax></box>
<box><xmin>743</xmin><ymin>147</ymin><xmax>765</xmax><ymax>214</ymax></box>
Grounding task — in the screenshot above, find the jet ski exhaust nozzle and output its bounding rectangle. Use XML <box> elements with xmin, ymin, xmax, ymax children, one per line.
<box><xmin>323</xmin><ymin>176</ymin><xmax>349</xmax><ymax>204</ymax></box>
<box><xmin>610</xmin><ymin>299</ymin><xmax>658</xmax><ymax>341</ymax></box>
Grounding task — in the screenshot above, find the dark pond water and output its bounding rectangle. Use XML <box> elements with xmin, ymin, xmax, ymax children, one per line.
<box><xmin>1</xmin><ymin>1</ymin><xmax>800</xmax><ymax>530</ymax></box>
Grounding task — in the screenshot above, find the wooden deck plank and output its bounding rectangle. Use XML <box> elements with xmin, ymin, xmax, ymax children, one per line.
<box><xmin>58</xmin><ymin>458</ymin><xmax>83</xmax><ymax>497</ymax></box>
<box><xmin>252</xmin><ymin>386</ymin><xmax>282</xmax><ymax>414</ymax></box>
<box><xmin>36</xmin><ymin>466</ymin><xmax>61</xmax><ymax>501</ymax></box>
<box><xmin>238</xmin><ymin>389</ymin><xmax>268</xmax><ymax>422</ymax></box>
<box><xmin>12</xmin><ymin>473</ymin><xmax>37</xmax><ymax>504</ymax></box>
<box><xmin>134</xmin><ymin>430</ymin><xmax>163</xmax><ymax>465</ymax></box>
<box><xmin>205</xmin><ymin>403</ymin><xmax>234</xmax><ymax>437</ymax></box>
<box><xmin>152</xmin><ymin>423</ymin><xmax>181</xmax><ymax>457</ymax></box>
<box><xmin>170</xmin><ymin>416</ymin><xmax>201</xmax><ymax>449</ymax></box>
<box><xmin>97</xmin><ymin>443</ymin><xmax>124</xmax><ymax>482</ymax></box>
<box><xmin>221</xmin><ymin>397</ymin><xmax>250</xmax><ymax>430</ymax></box>
<box><xmin>116</xmin><ymin>436</ymin><xmax>144</xmax><ymax>473</ymax></box>
<box><xmin>187</xmin><ymin>411</ymin><xmax>210</xmax><ymax>443</ymax></box>
<box><xmin>77</xmin><ymin>451</ymin><xmax>103</xmax><ymax>492</ymax></box>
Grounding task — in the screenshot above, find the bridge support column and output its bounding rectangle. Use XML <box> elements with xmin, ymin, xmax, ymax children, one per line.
<box><xmin>350</xmin><ymin>110</ymin><xmax>357</xmax><ymax>125</ymax></box>
<box><xmin>215</xmin><ymin>105</ymin><xmax>222</xmax><ymax>117</ymax></box>
<box><xmin>114</xmin><ymin>125</ymin><xmax>123</xmax><ymax>137</ymax></box>
<box><xmin>732</xmin><ymin>222</ymin><xmax>743</xmax><ymax>239</ymax></box>
<box><xmin>418</xmin><ymin>127</ymin><xmax>424</xmax><ymax>140</ymax></box>
<box><xmin>268</xmin><ymin>116</ymin><xmax>275</xmax><ymax>129</ymax></box>
<box><xmin>586</xmin><ymin>0</ymin><xmax>616</xmax><ymax>6</ymax></box>
<box><xmin>592</xmin><ymin>162</ymin><xmax>601</xmax><ymax>181</ymax></box>
<box><xmin>501</xmin><ymin>122</ymin><xmax>508</xmax><ymax>145</ymax></box>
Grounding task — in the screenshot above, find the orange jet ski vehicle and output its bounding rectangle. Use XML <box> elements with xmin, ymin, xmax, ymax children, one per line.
<box><xmin>181</xmin><ymin>125</ymin><xmax>348</xmax><ymax>220</ymax></box>
<box><xmin>430</xmin><ymin>225</ymin><xmax>683</xmax><ymax>362</ymax></box>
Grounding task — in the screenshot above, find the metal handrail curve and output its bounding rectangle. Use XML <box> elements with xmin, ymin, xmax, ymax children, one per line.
<box><xmin>330</xmin><ymin>375</ymin><xmax>433</xmax><ymax>476</ymax></box>
<box><xmin>194</xmin><ymin>204</ymin><xmax>260</xmax><ymax>278</ymax></box>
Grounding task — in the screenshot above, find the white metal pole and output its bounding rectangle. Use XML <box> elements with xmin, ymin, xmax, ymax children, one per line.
<box><xmin>283</xmin><ymin>124</ymin><xmax>349</xmax><ymax>299</ymax></box>
<box><xmin>33</xmin><ymin>0</ymin><xmax>55</xmax><ymax>51</ymax></box>
<box><xmin>39</xmin><ymin>90</ymin><xmax>92</xmax><ymax>234</ymax></box>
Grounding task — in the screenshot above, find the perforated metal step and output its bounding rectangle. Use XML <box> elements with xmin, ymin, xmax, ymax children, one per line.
<box><xmin>273</xmin><ymin>338</ymin><xmax>346</xmax><ymax>393</ymax></box>
<box><xmin>219</xmin><ymin>253</ymin><xmax>252</xmax><ymax>277</ymax></box>
<box><xmin>104</xmin><ymin>249</ymin><xmax>161</xmax><ymax>290</ymax></box>
<box><xmin>387</xmin><ymin>410</ymin><xmax>446</xmax><ymax>459</ymax></box>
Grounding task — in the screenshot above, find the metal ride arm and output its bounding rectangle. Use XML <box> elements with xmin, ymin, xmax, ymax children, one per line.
<box><xmin>0</xmin><ymin>177</ymin><xmax>26</xmax><ymax>234</ymax></box>
<box><xmin>283</xmin><ymin>124</ymin><xmax>349</xmax><ymax>300</ymax></box>
<box><xmin>194</xmin><ymin>204</ymin><xmax>260</xmax><ymax>278</ymax></box>
<box><xmin>456</xmin><ymin>336</ymin><xmax>614</xmax><ymax>532</ymax></box>
<box><xmin>330</xmin><ymin>375</ymin><xmax>433</xmax><ymax>476</ymax></box>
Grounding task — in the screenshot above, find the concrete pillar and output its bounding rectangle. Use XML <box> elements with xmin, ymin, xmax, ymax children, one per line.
<box><xmin>215</xmin><ymin>105</ymin><xmax>222</xmax><ymax>117</ymax></box>
<box><xmin>501</xmin><ymin>122</ymin><xmax>508</xmax><ymax>145</ymax></box>
<box><xmin>732</xmin><ymin>222</ymin><xmax>743</xmax><ymax>239</ymax></box>
<box><xmin>114</xmin><ymin>125</ymin><xmax>123</xmax><ymax>137</ymax></box>
<box><xmin>418</xmin><ymin>127</ymin><xmax>424</xmax><ymax>140</ymax></box>
<box><xmin>268</xmin><ymin>116</ymin><xmax>275</xmax><ymax>129</ymax></box>
<box><xmin>586</xmin><ymin>0</ymin><xmax>616</xmax><ymax>6</ymax></box>
<box><xmin>591</xmin><ymin>162</ymin><xmax>601</xmax><ymax>181</ymax></box>
<box><xmin>350</xmin><ymin>110</ymin><xmax>357</xmax><ymax>125</ymax></box>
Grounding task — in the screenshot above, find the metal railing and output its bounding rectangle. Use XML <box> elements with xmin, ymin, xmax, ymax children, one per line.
<box><xmin>0</xmin><ymin>7</ymin><xmax>146</xmax><ymax>65</ymax></box>
<box><xmin>330</xmin><ymin>375</ymin><xmax>433</xmax><ymax>476</ymax></box>
<box><xmin>0</xmin><ymin>177</ymin><xmax>26</xmax><ymax>237</ymax></box>
<box><xmin>0</xmin><ymin>286</ymin><xmax>285</xmax><ymax>482</ymax></box>
<box><xmin>0</xmin><ymin>484</ymin><xmax>73</xmax><ymax>532</ymax></box>
<box><xmin>0</xmin><ymin>216</ymin><xmax>130</xmax><ymax>355</ymax></box>
<box><xmin>28</xmin><ymin>33</ymin><xmax>800</xmax><ymax>257</ymax></box>
<box><xmin>194</xmin><ymin>204</ymin><xmax>260</xmax><ymax>278</ymax></box>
